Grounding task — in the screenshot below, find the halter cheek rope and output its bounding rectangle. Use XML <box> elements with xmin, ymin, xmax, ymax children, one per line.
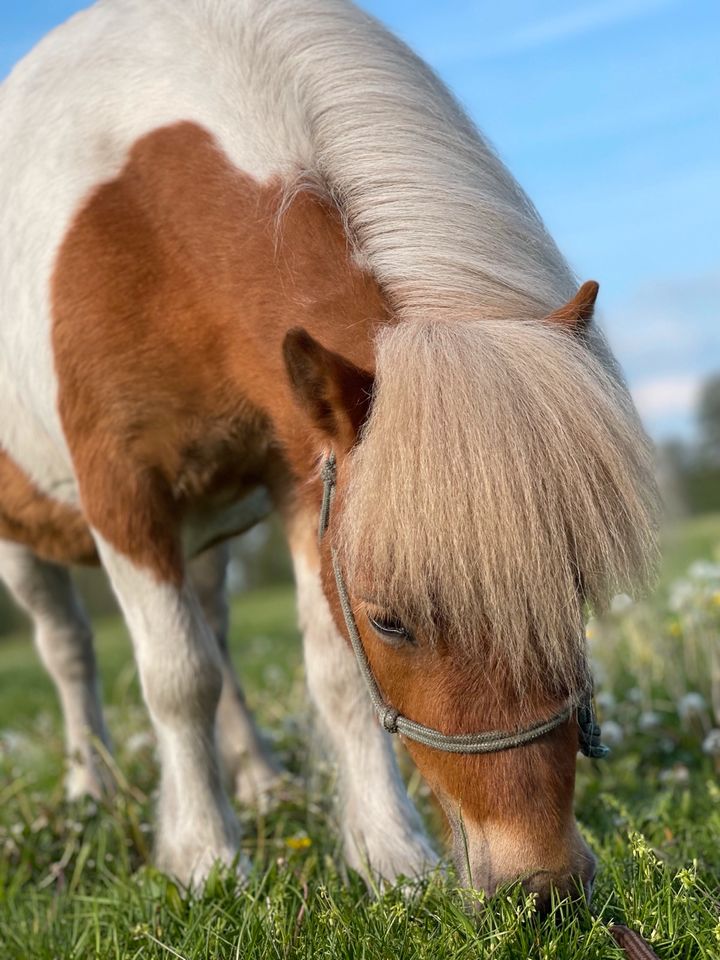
<box><xmin>318</xmin><ymin>452</ymin><xmax>608</xmax><ymax>759</ymax></box>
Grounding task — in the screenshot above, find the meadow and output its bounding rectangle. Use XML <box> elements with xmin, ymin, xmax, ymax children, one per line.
<box><xmin>1</xmin><ymin>517</ymin><xmax>719</xmax><ymax>959</ymax></box>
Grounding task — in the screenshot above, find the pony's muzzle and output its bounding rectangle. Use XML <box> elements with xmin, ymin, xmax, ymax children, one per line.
<box><xmin>453</xmin><ymin>819</ymin><xmax>597</xmax><ymax>915</ymax></box>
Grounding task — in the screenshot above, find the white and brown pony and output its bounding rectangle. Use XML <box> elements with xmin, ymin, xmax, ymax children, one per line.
<box><xmin>0</xmin><ymin>0</ymin><xmax>657</xmax><ymax>903</ymax></box>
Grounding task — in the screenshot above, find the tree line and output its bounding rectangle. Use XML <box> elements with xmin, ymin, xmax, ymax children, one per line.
<box><xmin>659</xmin><ymin>373</ymin><xmax>720</xmax><ymax>516</ymax></box>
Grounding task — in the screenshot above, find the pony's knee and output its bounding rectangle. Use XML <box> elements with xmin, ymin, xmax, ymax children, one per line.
<box><xmin>0</xmin><ymin>543</ymin><xmax>61</xmax><ymax>612</ymax></box>
<box><xmin>90</xmin><ymin>528</ymin><xmax>224</xmax><ymax>728</ymax></box>
<box><xmin>0</xmin><ymin>543</ymin><xmax>95</xmax><ymax>681</ymax></box>
<box><xmin>141</xmin><ymin>629</ymin><xmax>224</xmax><ymax>729</ymax></box>
<box><xmin>35</xmin><ymin>620</ymin><xmax>95</xmax><ymax>682</ymax></box>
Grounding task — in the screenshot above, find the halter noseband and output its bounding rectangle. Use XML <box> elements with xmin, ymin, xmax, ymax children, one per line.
<box><xmin>318</xmin><ymin>452</ymin><xmax>608</xmax><ymax>759</ymax></box>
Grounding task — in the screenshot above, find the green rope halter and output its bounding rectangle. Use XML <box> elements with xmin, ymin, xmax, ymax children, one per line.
<box><xmin>318</xmin><ymin>452</ymin><xmax>609</xmax><ymax>759</ymax></box>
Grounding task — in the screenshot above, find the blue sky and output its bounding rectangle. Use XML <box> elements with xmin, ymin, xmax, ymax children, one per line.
<box><xmin>2</xmin><ymin>1</ymin><xmax>718</xmax><ymax>438</ymax></box>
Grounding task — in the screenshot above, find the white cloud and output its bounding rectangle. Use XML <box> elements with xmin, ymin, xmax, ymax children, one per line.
<box><xmin>496</xmin><ymin>0</ymin><xmax>676</xmax><ymax>55</ymax></box>
<box><xmin>599</xmin><ymin>269</ymin><xmax>719</xmax><ymax>438</ymax></box>
<box><xmin>602</xmin><ymin>269</ymin><xmax>720</xmax><ymax>367</ymax></box>
<box><xmin>632</xmin><ymin>375</ymin><xmax>701</xmax><ymax>419</ymax></box>
<box><xmin>424</xmin><ymin>0</ymin><xmax>678</xmax><ymax>64</ymax></box>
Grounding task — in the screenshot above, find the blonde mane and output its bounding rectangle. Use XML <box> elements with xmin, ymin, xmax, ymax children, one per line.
<box><xmin>189</xmin><ymin>0</ymin><xmax>578</xmax><ymax>320</ymax></box>
<box><xmin>339</xmin><ymin>319</ymin><xmax>658</xmax><ymax>698</ymax></box>
<box><xmin>181</xmin><ymin>1</ymin><xmax>658</xmax><ymax>695</ymax></box>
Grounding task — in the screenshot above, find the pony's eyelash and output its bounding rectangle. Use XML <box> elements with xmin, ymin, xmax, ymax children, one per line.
<box><xmin>367</xmin><ymin>612</ymin><xmax>414</xmax><ymax>645</ymax></box>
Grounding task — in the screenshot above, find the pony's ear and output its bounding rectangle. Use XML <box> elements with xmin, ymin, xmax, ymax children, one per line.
<box><xmin>283</xmin><ymin>328</ymin><xmax>374</xmax><ymax>448</ymax></box>
<box><xmin>546</xmin><ymin>280</ymin><xmax>599</xmax><ymax>330</ymax></box>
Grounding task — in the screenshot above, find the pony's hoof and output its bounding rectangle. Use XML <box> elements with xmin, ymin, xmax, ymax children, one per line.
<box><xmin>65</xmin><ymin>760</ymin><xmax>114</xmax><ymax>802</ymax></box>
<box><xmin>345</xmin><ymin>830</ymin><xmax>439</xmax><ymax>889</ymax></box>
<box><xmin>156</xmin><ymin>842</ymin><xmax>248</xmax><ymax>892</ymax></box>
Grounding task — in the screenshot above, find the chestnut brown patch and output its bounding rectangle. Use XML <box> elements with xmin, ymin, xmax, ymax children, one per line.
<box><xmin>51</xmin><ymin>122</ymin><xmax>389</xmax><ymax>581</ymax></box>
<box><xmin>0</xmin><ymin>449</ymin><xmax>97</xmax><ymax>566</ymax></box>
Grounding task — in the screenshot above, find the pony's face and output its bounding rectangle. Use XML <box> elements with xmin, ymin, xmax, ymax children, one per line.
<box><xmin>282</xmin><ymin>280</ymin><xmax>654</xmax><ymax>909</ymax></box>
<box><xmin>330</xmin><ymin>583</ymin><xmax>596</xmax><ymax>906</ymax></box>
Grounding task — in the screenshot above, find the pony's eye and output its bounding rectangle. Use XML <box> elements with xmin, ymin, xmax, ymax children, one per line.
<box><xmin>367</xmin><ymin>613</ymin><xmax>413</xmax><ymax>645</ymax></box>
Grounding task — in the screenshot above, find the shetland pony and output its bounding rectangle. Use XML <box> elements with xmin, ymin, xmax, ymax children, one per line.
<box><xmin>0</xmin><ymin>0</ymin><xmax>657</xmax><ymax>903</ymax></box>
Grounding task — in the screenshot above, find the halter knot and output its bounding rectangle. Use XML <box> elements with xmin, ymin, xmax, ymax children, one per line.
<box><xmin>577</xmin><ymin>700</ymin><xmax>610</xmax><ymax>759</ymax></box>
<box><xmin>382</xmin><ymin>707</ymin><xmax>400</xmax><ymax>734</ymax></box>
<box><xmin>318</xmin><ymin>451</ymin><xmax>337</xmax><ymax>542</ymax></box>
<box><xmin>320</xmin><ymin>454</ymin><xmax>337</xmax><ymax>487</ymax></box>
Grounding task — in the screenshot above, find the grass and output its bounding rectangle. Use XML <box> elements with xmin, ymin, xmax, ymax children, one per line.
<box><xmin>659</xmin><ymin>512</ymin><xmax>720</xmax><ymax>587</ymax></box>
<box><xmin>1</xmin><ymin>522</ymin><xmax>720</xmax><ymax>959</ymax></box>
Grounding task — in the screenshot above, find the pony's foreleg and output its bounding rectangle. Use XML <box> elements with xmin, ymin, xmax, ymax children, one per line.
<box><xmin>188</xmin><ymin>544</ymin><xmax>283</xmax><ymax>808</ymax></box>
<box><xmin>289</xmin><ymin>518</ymin><xmax>437</xmax><ymax>885</ymax></box>
<box><xmin>0</xmin><ymin>540</ymin><xmax>111</xmax><ymax>799</ymax></box>
<box><xmin>93</xmin><ymin>535</ymin><xmax>240</xmax><ymax>888</ymax></box>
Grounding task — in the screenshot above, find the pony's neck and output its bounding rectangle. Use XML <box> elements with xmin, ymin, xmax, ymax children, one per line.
<box><xmin>209</xmin><ymin>0</ymin><xmax>578</xmax><ymax>319</ymax></box>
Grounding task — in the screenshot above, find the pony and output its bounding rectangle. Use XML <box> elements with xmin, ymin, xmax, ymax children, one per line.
<box><xmin>0</xmin><ymin>0</ymin><xmax>658</xmax><ymax>905</ymax></box>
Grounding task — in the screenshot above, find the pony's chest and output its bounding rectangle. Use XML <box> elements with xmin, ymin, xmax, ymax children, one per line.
<box><xmin>163</xmin><ymin>410</ymin><xmax>277</xmax><ymax>556</ymax></box>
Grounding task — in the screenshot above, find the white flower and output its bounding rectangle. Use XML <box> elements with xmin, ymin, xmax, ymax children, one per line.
<box><xmin>595</xmin><ymin>691</ymin><xmax>616</xmax><ymax>714</ymax></box>
<box><xmin>600</xmin><ymin>720</ymin><xmax>624</xmax><ymax>746</ymax></box>
<box><xmin>639</xmin><ymin>711</ymin><xmax>662</xmax><ymax>732</ymax></box>
<box><xmin>702</xmin><ymin>729</ymin><xmax>720</xmax><ymax>757</ymax></box>
<box><xmin>668</xmin><ymin>579</ymin><xmax>693</xmax><ymax>612</ymax></box>
<box><xmin>677</xmin><ymin>692</ymin><xmax>707</xmax><ymax>722</ymax></box>
<box><xmin>611</xmin><ymin>593</ymin><xmax>634</xmax><ymax>613</ymax></box>
<box><xmin>659</xmin><ymin>764</ymin><xmax>690</xmax><ymax>785</ymax></box>
<box><xmin>0</xmin><ymin>731</ymin><xmax>30</xmax><ymax>755</ymax></box>
<box><xmin>688</xmin><ymin>561</ymin><xmax>720</xmax><ymax>582</ymax></box>
<box><xmin>124</xmin><ymin>731</ymin><xmax>155</xmax><ymax>755</ymax></box>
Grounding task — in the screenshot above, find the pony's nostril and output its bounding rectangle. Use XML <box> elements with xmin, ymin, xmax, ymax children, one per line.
<box><xmin>527</xmin><ymin>883</ymin><xmax>551</xmax><ymax>917</ymax></box>
<box><xmin>529</xmin><ymin>864</ymin><xmax>596</xmax><ymax>917</ymax></box>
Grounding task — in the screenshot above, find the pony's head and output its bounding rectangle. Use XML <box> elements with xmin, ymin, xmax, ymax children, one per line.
<box><xmin>283</xmin><ymin>283</ymin><xmax>658</xmax><ymax>907</ymax></box>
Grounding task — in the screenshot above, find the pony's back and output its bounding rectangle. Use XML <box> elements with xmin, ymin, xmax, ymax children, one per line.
<box><xmin>1</xmin><ymin>0</ymin><xmax>577</xmax><ymax>485</ymax></box>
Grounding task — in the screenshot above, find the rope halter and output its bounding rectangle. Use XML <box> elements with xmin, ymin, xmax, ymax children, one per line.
<box><xmin>318</xmin><ymin>451</ymin><xmax>609</xmax><ymax>759</ymax></box>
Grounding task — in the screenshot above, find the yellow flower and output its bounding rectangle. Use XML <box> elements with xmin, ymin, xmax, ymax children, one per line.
<box><xmin>286</xmin><ymin>834</ymin><xmax>312</xmax><ymax>850</ymax></box>
<box><xmin>712</xmin><ymin>591</ymin><xmax>720</xmax><ymax>607</ymax></box>
<box><xmin>669</xmin><ymin>621</ymin><xmax>682</xmax><ymax>637</ymax></box>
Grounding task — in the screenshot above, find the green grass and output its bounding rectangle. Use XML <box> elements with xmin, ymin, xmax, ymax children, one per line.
<box><xmin>1</xmin><ymin>528</ymin><xmax>720</xmax><ymax>959</ymax></box>
<box><xmin>660</xmin><ymin>512</ymin><xmax>720</xmax><ymax>586</ymax></box>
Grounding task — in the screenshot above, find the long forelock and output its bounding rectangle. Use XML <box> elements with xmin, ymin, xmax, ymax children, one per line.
<box><xmin>338</xmin><ymin>318</ymin><xmax>659</xmax><ymax>700</ymax></box>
